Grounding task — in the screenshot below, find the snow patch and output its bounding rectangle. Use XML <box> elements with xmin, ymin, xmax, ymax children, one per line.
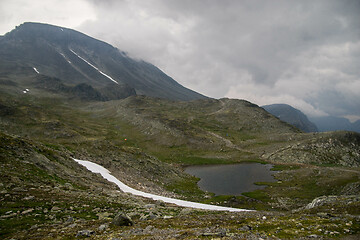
<box><xmin>74</xmin><ymin>159</ymin><xmax>251</xmax><ymax>212</ymax></box>
<box><xmin>33</xmin><ymin>67</ymin><xmax>39</xmax><ymax>74</ymax></box>
<box><xmin>69</xmin><ymin>49</ymin><xmax>118</xmax><ymax>84</ymax></box>
<box><xmin>59</xmin><ymin>52</ymin><xmax>72</xmax><ymax>64</ymax></box>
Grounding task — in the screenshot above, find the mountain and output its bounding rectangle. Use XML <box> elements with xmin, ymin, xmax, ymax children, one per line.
<box><xmin>262</xmin><ymin>104</ymin><xmax>318</xmax><ymax>132</ymax></box>
<box><xmin>310</xmin><ymin>116</ymin><xmax>360</xmax><ymax>133</ymax></box>
<box><xmin>0</xmin><ymin>22</ymin><xmax>205</xmax><ymax>101</ymax></box>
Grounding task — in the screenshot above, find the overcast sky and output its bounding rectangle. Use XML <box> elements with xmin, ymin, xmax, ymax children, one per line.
<box><xmin>1</xmin><ymin>0</ymin><xmax>359</xmax><ymax>120</ymax></box>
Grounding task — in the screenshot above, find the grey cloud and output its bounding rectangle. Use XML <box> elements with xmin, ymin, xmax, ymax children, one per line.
<box><xmin>79</xmin><ymin>0</ymin><xmax>359</xmax><ymax>118</ymax></box>
<box><xmin>2</xmin><ymin>0</ymin><xmax>359</xmax><ymax>119</ymax></box>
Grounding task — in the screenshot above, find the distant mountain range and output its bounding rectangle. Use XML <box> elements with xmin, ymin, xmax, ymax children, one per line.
<box><xmin>0</xmin><ymin>22</ymin><xmax>205</xmax><ymax>101</ymax></box>
<box><xmin>262</xmin><ymin>104</ymin><xmax>360</xmax><ymax>133</ymax></box>
<box><xmin>309</xmin><ymin>116</ymin><xmax>360</xmax><ymax>133</ymax></box>
<box><xmin>262</xmin><ymin>104</ymin><xmax>318</xmax><ymax>132</ymax></box>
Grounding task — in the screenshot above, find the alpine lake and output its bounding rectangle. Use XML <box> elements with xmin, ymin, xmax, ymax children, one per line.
<box><xmin>184</xmin><ymin>162</ymin><xmax>277</xmax><ymax>196</ymax></box>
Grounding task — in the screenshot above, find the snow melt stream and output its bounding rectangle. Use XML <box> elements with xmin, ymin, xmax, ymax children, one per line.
<box><xmin>74</xmin><ymin>159</ymin><xmax>251</xmax><ymax>212</ymax></box>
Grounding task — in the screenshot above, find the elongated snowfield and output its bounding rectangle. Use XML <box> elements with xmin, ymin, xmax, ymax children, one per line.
<box><xmin>69</xmin><ymin>49</ymin><xmax>118</xmax><ymax>84</ymax></box>
<box><xmin>74</xmin><ymin>159</ymin><xmax>252</xmax><ymax>212</ymax></box>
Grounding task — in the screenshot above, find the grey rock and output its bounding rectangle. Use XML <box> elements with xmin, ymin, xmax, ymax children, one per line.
<box><xmin>13</xmin><ymin>187</ymin><xmax>27</xmax><ymax>192</ymax></box>
<box><xmin>1</xmin><ymin>213</ymin><xmax>17</xmax><ymax>219</ymax></box>
<box><xmin>238</xmin><ymin>225</ymin><xmax>252</xmax><ymax>231</ymax></box>
<box><xmin>51</xmin><ymin>206</ymin><xmax>61</xmax><ymax>212</ymax></box>
<box><xmin>65</xmin><ymin>217</ymin><xmax>74</xmax><ymax>224</ymax></box>
<box><xmin>308</xmin><ymin>234</ymin><xmax>320</xmax><ymax>238</ymax></box>
<box><xmin>140</xmin><ymin>212</ymin><xmax>158</xmax><ymax>221</ymax></box>
<box><xmin>68</xmin><ymin>223</ymin><xmax>77</xmax><ymax>228</ymax></box>
<box><xmin>144</xmin><ymin>225</ymin><xmax>154</xmax><ymax>234</ymax></box>
<box><xmin>306</xmin><ymin>195</ymin><xmax>339</xmax><ymax>209</ymax></box>
<box><xmin>21</xmin><ymin>208</ymin><xmax>34</xmax><ymax>215</ymax></box>
<box><xmin>317</xmin><ymin>212</ymin><xmax>330</xmax><ymax>218</ymax></box>
<box><xmin>76</xmin><ymin>229</ymin><xmax>94</xmax><ymax>237</ymax></box>
<box><xmin>30</xmin><ymin>224</ymin><xmax>38</xmax><ymax>230</ymax></box>
<box><xmin>64</xmin><ymin>183</ymin><xmax>73</xmax><ymax>189</ymax></box>
<box><xmin>98</xmin><ymin>224</ymin><xmax>108</xmax><ymax>231</ymax></box>
<box><xmin>180</xmin><ymin>208</ymin><xmax>192</xmax><ymax>215</ymax></box>
<box><xmin>112</xmin><ymin>212</ymin><xmax>133</xmax><ymax>226</ymax></box>
<box><xmin>144</xmin><ymin>204</ymin><xmax>156</xmax><ymax>209</ymax></box>
<box><xmin>148</xmin><ymin>212</ymin><xmax>158</xmax><ymax>220</ymax></box>
<box><xmin>23</xmin><ymin>195</ymin><xmax>35</xmax><ymax>200</ymax></box>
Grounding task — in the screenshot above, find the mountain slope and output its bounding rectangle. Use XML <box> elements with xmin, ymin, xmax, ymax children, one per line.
<box><xmin>0</xmin><ymin>22</ymin><xmax>205</xmax><ymax>101</ymax></box>
<box><xmin>262</xmin><ymin>104</ymin><xmax>318</xmax><ymax>132</ymax></box>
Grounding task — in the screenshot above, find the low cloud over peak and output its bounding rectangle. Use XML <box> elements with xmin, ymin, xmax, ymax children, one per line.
<box><xmin>1</xmin><ymin>0</ymin><xmax>359</xmax><ymax>119</ymax></box>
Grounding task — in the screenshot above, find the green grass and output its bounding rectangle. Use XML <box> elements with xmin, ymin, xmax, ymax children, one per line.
<box><xmin>270</xmin><ymin>164</ymin><xmax>301</xmax><ymax>171</ymax></box>
<box><xmin>242</xmin><ymin>190</ymin><xmax>272</xmax><ymax>203</ymax></box>
<box><xmin>165</xmin><ymin>176</ymin><xmax>204</xmax><ymax>201</ymax></box>
<box><xmin>175</xmin><ymin>156</ymin><xmax>237</xmax><ymax>165</ymax></box>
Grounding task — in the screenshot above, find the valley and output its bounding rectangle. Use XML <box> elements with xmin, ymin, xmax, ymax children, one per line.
<box><xmin>1</xmin><ymin>84</ymin><xmax>359</xmax><ymax>239</ymax></box>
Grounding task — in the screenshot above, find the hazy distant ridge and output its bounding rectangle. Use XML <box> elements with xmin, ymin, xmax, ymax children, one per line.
<box><xmin>262</xmin><ymin>104</ymin><xmax>318</xmax><ymax>133</ymax></box>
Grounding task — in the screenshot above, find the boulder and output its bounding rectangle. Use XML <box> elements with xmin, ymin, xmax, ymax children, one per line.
<box><xmin>112</xmin><ymin>212</ymin><xmax>133</xmax><ymax>226</ymax></box>
<box><xmin>76</xmin><ymin>230</ymin><xmax>94</xmax><ymax>237</ymax></box>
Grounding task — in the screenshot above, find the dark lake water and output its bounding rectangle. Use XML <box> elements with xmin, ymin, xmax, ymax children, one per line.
<box><xmin>184</xmin><ymin>163</ymin><xmax>277</xmax><ymax>196</ymax></box>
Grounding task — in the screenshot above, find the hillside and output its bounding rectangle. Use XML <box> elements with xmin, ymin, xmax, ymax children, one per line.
<box><xmin>0</xmin><ymin>22</ymin><xmax>205</xmax><ymax>101</ymax></box>
<box><xmin>262</xmin><ymin>104</ymin><xmax>318</xmax><ymax>133</ymax></box>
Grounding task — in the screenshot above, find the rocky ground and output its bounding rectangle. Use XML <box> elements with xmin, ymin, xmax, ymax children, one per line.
<box><xmin>1</xmin><ymin>182</ymin><xmax>360</xmax><ymax>239</ymax></box>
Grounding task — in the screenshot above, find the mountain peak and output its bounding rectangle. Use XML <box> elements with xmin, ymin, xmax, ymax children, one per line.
<box><xmin>1</xmin><ymin>22</ymin><xmax>206</xmax><ymax>101</ymax></box>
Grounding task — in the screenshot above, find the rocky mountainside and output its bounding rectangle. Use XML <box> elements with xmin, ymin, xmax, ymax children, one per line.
<box><xmin>262</xmin><ymin>104</ymin><xmax>318</xmax><ymax>132</ymax></box>
<box><xmin>0</xmin><ymin>22</ymin><xmax>205</xmax><ymax>101</ymax></box>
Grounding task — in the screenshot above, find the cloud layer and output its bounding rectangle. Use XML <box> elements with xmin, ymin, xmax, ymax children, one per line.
<box><xmin>1</xmin><ymin>0</ymin><xmax>359</xmax><ymax>119</ymax></box>
<box><xmin>0</xmin><ymin>0</ymin><xmax>96</xmax><ymax>34</ymax></box>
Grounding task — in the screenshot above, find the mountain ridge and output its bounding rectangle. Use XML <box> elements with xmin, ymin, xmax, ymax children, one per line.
<box><xmin>310</xmin><ymin>115</ymin><xmax>360</xmax><ymax>133</ymax></box>
<box><xmin>0</xmin><ymin>22</ymin><xmax>206</xmax><ymax>101</ymax></box>
<box><xmin>262</xmin><ymin>103</ymin><xmax>318</xmax><ymax>132</ymax></box>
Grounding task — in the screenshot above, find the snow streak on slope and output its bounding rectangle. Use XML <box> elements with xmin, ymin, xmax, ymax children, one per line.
<box><xmin>59</xmin><ymin>52</ymin><xmax>72</xmax><ymax>64</ymax></box>
<box><xmin>69</xmin><ymin>49</ymin><xmax>118</xmax><ymax>84</ymax></box>
<box><xmin>74</xmin><ymin>159</ymin><xmax>251</xmax><ymax>212</ymax></box>
<box><xmin>33</xmin><ymin>67</ymin><xmax>39</xmax><ymax>74</ymax></box>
